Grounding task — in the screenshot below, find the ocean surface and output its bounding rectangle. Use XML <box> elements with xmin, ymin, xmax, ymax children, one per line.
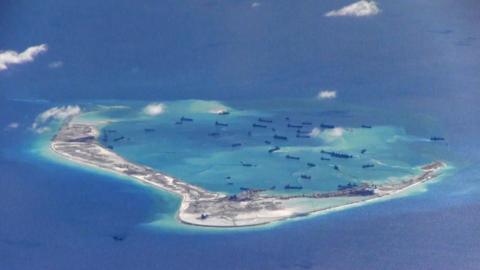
<box><xmin>1</xmin><ymin>0</ymin><xmax>480</xmax><ymax>269</ymax></box>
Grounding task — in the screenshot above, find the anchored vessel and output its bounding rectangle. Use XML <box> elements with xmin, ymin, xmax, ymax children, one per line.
<box><xmin>51</xmin><ymin>120</ymin><xmax>447</xmax><ymax>228</ymax></box>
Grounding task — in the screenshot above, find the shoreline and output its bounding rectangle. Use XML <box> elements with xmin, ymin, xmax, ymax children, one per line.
<box><xmin>50</xmin><ymin>121</ymin><xmax>447</xmax><ymax>228</ymax></box>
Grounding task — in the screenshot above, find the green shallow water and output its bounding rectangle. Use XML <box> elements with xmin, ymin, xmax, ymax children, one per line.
<box><xmin>67</xmin><ymin>99</ymin><xmax>446</xmax><ymax>196</ymax></box>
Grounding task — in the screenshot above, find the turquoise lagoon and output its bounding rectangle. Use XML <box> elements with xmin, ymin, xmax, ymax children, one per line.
<box><xmin>56</xmin><ymin>99</ymin><xmax>452</xmax><ymax>201</ymax></box>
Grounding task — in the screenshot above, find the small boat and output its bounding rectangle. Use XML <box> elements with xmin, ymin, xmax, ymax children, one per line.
<box><xmin>258</xmin><ymin>118</ymin><xmax>273</xmax><ymax>123</ymax></box>
<box><xmin>286</xmin><ymin>155</ymin><xmax>300</xmax><ymax>160</ymax></box>
<box><xmin>333</xmin><ymin>165</ymin><xmax>340</xmax><ymax>171</ymax></box>
<box><xmin>113</xmin><ymin>136</ymin><xmax>125</xmax><ymax>142</ymax></box>
<box><xmin>208</xmin><ymin>132</ymin><xmax>220</xmax><ymax>137</ymax></box>
<box><xmin>321</xmin><ymin>157</ymin><xmax>331</xmax><ymax>161</ymax></box>
<box><xmin>252</xmin><ymin>123</ymin><xmax>267</xmax><ymax>128</ymax></box>
<box><xmin>144</xmin><ymin>128</ymin><xmax>155</xmax><ymax>132</ymax></box>
<box><xmin>362</xmin><ymin>164</ymin><xmax>375</xmax><ymax>169</ymax></box>
<box><xmin>297</xmin><ymin>130</ymin><xmax>310</xmax><ymax>134</ymax></box>
<box><xmin>300</xmin><ymin>175</ymin><xmax>311</xmax><ymax>180</ymax></box>
<box><xmin>175</xmin><ymin>121</ymin><xmax>183</xmax><ymax>125</ymax></box>
<box><xmin>231</xmin><ymin>143</ymin><xmax>242</xmax><ymax>147</ymax></box>
<box><xmin>264</xmin><ymin>140</ymin><xmax>272</xmax><ymax>145</ymax></box>
<box><xmin>301</xmin><ymin>121</ymin><xmax>312</xmax><ymax>125</ymax></box>
<box><xmin>360</xmin><ymin>149</ymin><xmax>367</xmax><ymax>154</ymax></box>
<box><xmin>181</xmin><ymin>116</ymin><xmax>193</xmax><ymax>122</ymax></box>
<box><xmin>337</xmin><ymin>182</ymin><xmax>358</xmax><ymax>191</ymax></box>
<box><xmin>268</xmin><ymin>146</ymin><xmax>280</xmax><ymax>153</ymax></box>
<box><xmin>361</xmin><ymin>125</ymin><xmax>372</xmax><ymax>129</ymax></box>
<box><xmin>218</xmin><ymin>110</ymin><xmax>230</xmax><ymax>115</ymax></box>
<box><xmin>284</xmin><ymin>184</ymin><xmax>303</xmax><ymax>190</ymax></box>
<box><xmin>273</xmin><ymin>135</ymin><xmax>288</xmax><ymax>140</ymax></box>
<box><xmin>296</xmin><ymin>134</ymin><xmax>310</xmax><ymax>138</ymax></box>
<box><xmin>241</xmin><ymin>161</ymin><xmax>254</xmax><ymax>167</ymax></box>
<box><xmin>307</xmin><ymin>162</ymin><xmax>316</xmax><ymax>167</ymax></box>
<box><xmin>215</xmin><ymin>121</ymin><xmax>228</xmax><ymax>127</ymax></box>
<box><xmin>287</xmin><ymin>123</ymin><xmax>302</xmax><ymax>129</ymax></box>
<box><xmin>320</xmin><ymin>123</ymin><xmax>335</xmax><ymax>129</ymax></box>
<box><xmin>430</xmin><ymin>136</ymin><xmax>445</xmax><ymax>141</ymax></box>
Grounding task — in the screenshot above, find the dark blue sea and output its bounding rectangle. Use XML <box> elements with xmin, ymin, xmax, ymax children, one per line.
<box><xmin>1</xmin><ymin>0</ymin><xmax>480</xmax><ymax>269</ymax></box>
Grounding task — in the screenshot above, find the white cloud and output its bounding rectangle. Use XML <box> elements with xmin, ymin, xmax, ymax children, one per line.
<box><xmin>0</xmin><ymin>44</ymin><xmax>48</xmax><ymax>71</ymax></box>
<box><xmin>251</xmin><ymin>2</ymin><xmax>261</xmax><ymax>8</ymax></box>
<box><xmin>325</xmin><ymin>1</ymin><xmax>380</xmax><ymax>17</ymax></box>
<box><xmin>310</xmin><ymin>126</ymin><xmax>345</xmax><ymax>142</ymax></box>
<box><xmin>327</xmin><ymin>127</ymin><xmax>345</xmax><ymax>137</ymax></box>
<box><xmin>5</xmin><ymin>122</ymin><xmax>20</xmax><ymax>130</ymax></box>
<box><xmin>32</xmin><ymin>105</ymin><xmax>81</xmax><ymax>132</ymax></box>
<box><xmin>309</xmin><ymin>127</ymin><xmax>321</xmax><ymax>137</ymax></box>
<box><xmin>143</xmin><ymin>103</ymin><xmax>165</xmax><ymax>116</ymax></box>
<box><xmin>317</xmin><ymin>90</ymin><xmax>337</xmax><ymax>99</ymax></box>
<box><xmin>48</xmin><ymin>61</ymin><xmax>63</xmax><ymax>69</ymax></box>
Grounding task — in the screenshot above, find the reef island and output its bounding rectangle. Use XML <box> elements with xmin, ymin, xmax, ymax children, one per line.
<box><xmin>51</xmin><ymin>121</ymin><xmax>446</xmax><ymax>227</ymax></box>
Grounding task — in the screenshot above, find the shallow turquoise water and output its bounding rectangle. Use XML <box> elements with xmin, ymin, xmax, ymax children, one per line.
<box><xmin>81</xmin><ymin>99</ymin><xmax>450</xmax><ymax>196</ymax></box>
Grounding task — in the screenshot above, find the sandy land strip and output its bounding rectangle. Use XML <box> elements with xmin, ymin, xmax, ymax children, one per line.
<box><xmin>50</xmin><ymin>121</ymin><xmax>446</xmax><ymax>228</ymax></box>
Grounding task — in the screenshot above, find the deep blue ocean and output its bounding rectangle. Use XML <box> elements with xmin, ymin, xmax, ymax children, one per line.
<box><xmin>1</xmin><ymin>0</ymin><xmax>480</xmax><ymax>269</ymax></box>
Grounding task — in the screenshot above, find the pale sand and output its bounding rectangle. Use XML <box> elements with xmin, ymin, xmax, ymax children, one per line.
<box><xmin>50</xmin><ymin>121</ymin><xmax>446</xmax><ymax>228</ymax></box>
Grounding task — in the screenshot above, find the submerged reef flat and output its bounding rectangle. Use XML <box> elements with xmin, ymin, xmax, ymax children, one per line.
<box><xmin>51</xmin><ymin>121</ymin><xmax>446</xmax><ymax>227</ymax></box>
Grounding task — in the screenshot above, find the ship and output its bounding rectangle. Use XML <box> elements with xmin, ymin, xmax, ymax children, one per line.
<box><xmin>273</xmin><ymin>134</ymin><xmax>288</xmax><ymax>140</ymax></box>
<box><xmin>180</xmin><ymin>116</ymin><xmax>193</xmax><ymax>122</ymax></box>
<box><xmin>320</xmin><ymin>123</ymin><xmax>335</xmax><ymax>129</ymax></box>
<box><xmin>113</xmin><ymin>136</ymin><xmax>125</xmax><ymax>142</ymax></box>
<box><xmin>215</xmin><ymin>121</ymin><xmax>228</xmax><ymax>127</ymax></box>
<box><xmin>362</xmin><ymin>164</ymin><xmax>375</xmax><ymax>169</ymax></box>
<box><xmin>241</xmin><ymin>161</ymin><xmax>254</xmax><ymax>167</ymax></box>
<box><xmin>361</xmin><ymin>125</ymin><xmax>372</xmax><ymax>129</ymax></box>
<box><xmin>268</xmin><ymin>146</ymin><xmax>280</xmax><ymax>153</ymax></box>
<box><xmin>337</xmin><ymin>182</ymin><xmax>358</xmax><ymax>191</ymax></box>
<box><xmin>252</xmin><ymin>123</ymin><xmax>267</xmax><ymax>128</ymax></box>
<box><xmin>101</xmin><ymin>132</ymin><xmax>108</xmax><ymax>142</ymax></box>
<box><xmin>287</xmin><ymin>123</ymin><xmax>302</xmax><ymax>129</ymax></box>
<box><xmin>218</xmin><ymin>110</ymin><xmax>230</xmax><ymax>115</ymax></box>
<box><xmin>307</xmin><ymin>162</ymin><xmax>316</xmax><ymax>167</ymax></box>
<box><xmin>286</xmin><ymin>155</ymin><xmax>300</xmax><ymax>160</ymax></box>
<box><xmin>321</xmin><ymin>150</ymin><xmax>353</xmax><ymax>159</ymax></box>
<box><xmin>258</xmin><ymin>118</ymin><xmax>273</xmax><ymax>123</ymax></box>
<box><xmin>284</xmin><ymin>184</ymin><xmax>303</xmax><ymax>190</ymax></box>
<box><xmin>296</xmin><ymin>129</ymin><xmax>310</xmax><ymax>134</ymax></box>
<box><xmin>231</xmin><ymin>143</ymin><xmax>242</xmax><ymax>147</ymax></box>
<box><xmin>300</xmin><ymin>175</ymin><xmax>311</xmax><ymax>180</ymax></box>
<box><xmin>430</xmin><ymin>136</ymin><xmax>445</xmax><ymax>141</ymax></box>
